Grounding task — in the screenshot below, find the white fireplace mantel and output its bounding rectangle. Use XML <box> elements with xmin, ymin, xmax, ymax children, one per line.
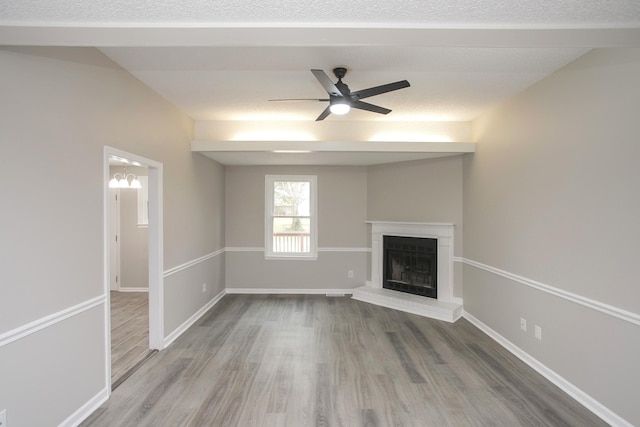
<box><xmin>352</xmin><ymin>221</ymin><xmax>462</xmax><ymax>322</ymax></box>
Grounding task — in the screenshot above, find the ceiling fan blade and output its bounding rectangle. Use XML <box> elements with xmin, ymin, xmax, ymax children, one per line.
<box><xmin>268</xmin><ymin>98</ymin><xmax>330</xmax><ymax>102</ymax></box>
<box><xmin>315</xmin><ymin>105</ymin><xmax>332</xmax><ymax>121</ymax></box>
<box><xmin>351</xmin><ymin>80</ymin><xmax>410</xmax><ymax>100</ymax></box>
<box><xmin>311</xmin><ymin>69</ymin><xmax>344</xmax><ymax>96</ymax></box>
<box><xmin>351</xmin><ymin>100</ymin><xmax>392</xmax><ymax>115</ymax></box>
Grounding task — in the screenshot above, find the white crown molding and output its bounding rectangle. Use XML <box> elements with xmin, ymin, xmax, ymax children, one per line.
<box><xmin>463</xmin><ymin>310</ymin><xmax>633</xmax><ymax>427</ymax></box>
<box><xmin>461</xmin><ymin>257</ymin><xmax>640</xmax><ymax>327</ymax></box>
<box><xmin>0</xmin><ymin>295</ymin><xmax>105</xmax><ymax>348</ymax></box>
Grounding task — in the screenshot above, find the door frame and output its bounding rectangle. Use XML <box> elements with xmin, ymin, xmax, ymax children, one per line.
<box><xmin>108</xmin><ymin>187</ymin><xmax>120</xmax><ymax>291</ymax></box>
<box><xmin>103</xmin><ymin>146</ymin><xmax>164</xmax><ymax>393</ymax></box>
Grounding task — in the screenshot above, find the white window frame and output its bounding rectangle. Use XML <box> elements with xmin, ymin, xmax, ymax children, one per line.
<box><xmin>265</xmin><ymin>175</ymin><xmax>318</xmax><ymax>260</ymax></box>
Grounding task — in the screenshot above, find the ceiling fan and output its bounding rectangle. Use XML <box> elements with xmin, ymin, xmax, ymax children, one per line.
<box><xmin>269</xmin><ymin>67</ymin><xmax>410</xmax><ymax>121</ymax></box>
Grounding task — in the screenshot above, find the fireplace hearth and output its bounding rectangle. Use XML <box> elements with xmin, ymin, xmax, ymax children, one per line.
<box><xmin>384</xmin><ymin>235</ymin><xmax>437</xmax><ymax>298</ymax></box>
<box><xmin>351</xmin><ymin>221</ymin><xmax>462</xmax><ymax>323</ymax></box>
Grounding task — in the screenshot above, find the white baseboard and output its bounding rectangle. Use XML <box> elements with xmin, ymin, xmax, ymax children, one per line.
<box><xmin>461</xmin><ymin>257</ymin><xmax>639</xmax><ymax>326</ymax></box>
<box><xmin>116</xmin><ymin>287</ymin><xmax>149</xmax><ymax>292</ymax></box>
<box><xmin>225</xmin><ymin>287</ymin><xmax>355</xmax><ymax>295</ymax></box>
<box><xmin>463</xmin><ymin>310</ymin><xmax>633</xmax><ymax>427</ymax></box>
<box><xmin>163</xmin><ymin>290</ymin><xmax>226</xmax><ymax>348</ymax></box>
<box><xmin>59</xmin><ymin>386</ymin><xmax>109</xmax><ymax>427</ymax></box>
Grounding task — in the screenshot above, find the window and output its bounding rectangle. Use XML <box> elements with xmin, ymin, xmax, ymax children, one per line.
<box><xmin>265</xmin><ymin>175</ymin><xmax>317</xmax><ymax>259</ymax></box>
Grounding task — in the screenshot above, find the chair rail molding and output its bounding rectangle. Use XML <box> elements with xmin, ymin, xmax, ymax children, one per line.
<box><xmin>461</xmin><ymin>257</ymin><xmax>640</xmax><ymax>326</ymax></box>
<box><xmin>0</xmin><ymin>295</ymin><xmax>105</xmax><ymax>348</ymax></box>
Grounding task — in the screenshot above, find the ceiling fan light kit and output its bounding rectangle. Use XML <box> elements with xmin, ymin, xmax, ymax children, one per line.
<box><xmin>270</xmin><ymin>67</ymin><xmax>410</xmax><ymax>121</ymax></box>
<box><xmin>329</xmin><ymin>98</ymin><xmax>351</xmax><ymax>115</ymax></box>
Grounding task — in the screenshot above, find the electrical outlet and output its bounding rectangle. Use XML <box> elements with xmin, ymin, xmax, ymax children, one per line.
<box><xmin>520</xmin><ymin>318</ymin><xmax>527</xmax><ymax>332</ymax></box>
<box><xmin>348</xmin><ymin>270</ymin><xmax>354</xmax><ymax>278</ymax></box>
<box><xmin>202</xmin><ymin>283</ymin><xmax>207</xmax><ymax>293</ymax></box>
<box><xmin>535</xmin><ymin>325</ymin><xmax>542</xmax><ymax>340</ymax></box>
<box><xmin>0</xmin><ymin>408</ymin><xmax>7</xmax><ymax>427</ymax></box>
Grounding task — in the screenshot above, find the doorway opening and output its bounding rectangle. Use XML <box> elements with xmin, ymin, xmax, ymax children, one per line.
<box><xmin>104</xmin><ymin>146</ymin><xmax>164</xmax><ymax>392</ymax></box>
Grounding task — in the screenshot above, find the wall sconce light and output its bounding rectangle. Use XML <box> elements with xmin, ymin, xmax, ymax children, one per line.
<box><xmin>109</xmin><ymin>169</ymin><xmax>142</xmax><ymax>189</ymax></box>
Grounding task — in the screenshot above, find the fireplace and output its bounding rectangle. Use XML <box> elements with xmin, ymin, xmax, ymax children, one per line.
<box><xmin>383</xmin><ymin>235</ymin><xmax>437</xmax><ymax>298</ymax></box>
<box><xmin>351</xmin><ymin>221</ymin><xmax>462</xmax><ymax>323</ymax></box>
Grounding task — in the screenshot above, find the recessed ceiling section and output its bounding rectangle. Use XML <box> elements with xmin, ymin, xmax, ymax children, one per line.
<box><xmin>194</xmin><ymin>120</ymin><xmax>472</xmax><ymax>143</ymax></box>
<box><xmin>191</xmin><ymin>140</ymin><xmax>475</xmax><ymax>166</ymax></box>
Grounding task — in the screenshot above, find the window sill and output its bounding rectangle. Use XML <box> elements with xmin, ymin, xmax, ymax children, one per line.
<box><xmin>265</xmin><ymin>254</ymin><xmax>318</xmax><ymax>261</ymax></box>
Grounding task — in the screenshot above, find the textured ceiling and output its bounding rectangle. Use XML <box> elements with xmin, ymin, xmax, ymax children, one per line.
<box><xmin>2</xmin><ymin>0</ymin><xmax>640</xmax><ymax>25</ymax></box>
<box><xmin>2</xmin><ymin>0</ymin><xmax>640</xmax><ymax>164</ymax></box>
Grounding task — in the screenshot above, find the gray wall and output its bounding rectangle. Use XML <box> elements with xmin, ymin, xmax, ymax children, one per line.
<box><xmin>367</xmin><ymin>156</ymin><xmax>464</xmax><ymax>298</ymax></box>
<box><xmin>0</xmin><ymin>47</ymin><xmax>225</xmax><ymax>426</ymax></box>
<box><xmin>5</xmin><ymin>43</ymin><xmax>634</xmax><ymax>426</ymax></box>
<box><xmin>464</xmin><ymin>48</ymin><xmax>640</xmax><ymax>425</ymax></box>
<box><xmin>225</xmin><ymin>165</ymin><xmax>368</xmax><ymax>290</ymax></box>
<box><xmin>224</xmin><ymin>160</ymin><xmax>465</xmax><ymax>294</ymax></box>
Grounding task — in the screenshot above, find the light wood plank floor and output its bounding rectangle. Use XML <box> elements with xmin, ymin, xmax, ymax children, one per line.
<box><xmin>85</xmin><ymin>295</ymin><xmax>606</xmax><ymax>426</ymax></box>
<box><xmin>110</xmin><ymin>291</ymin><xmax>150</xmax><ymax>386</ymax></box>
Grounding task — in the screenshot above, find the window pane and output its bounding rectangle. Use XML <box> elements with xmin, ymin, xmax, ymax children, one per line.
<box><xmin>273</xmin><ymin>181</ymin><xmax>310</xmax><ymax>216</ymax></box>
<box><xmin>265</xmin><ymin>175</ymin><xmax>316</xmax><ymax>259</ymax></box>
<box><xmin>273</xmin><ymin>217</ymin><xmax>310</xmax><ymax>233</ymax></box>
<box><xmin>273</xmin><ymin>217</ymin><xmax>310</xmax><ymax>253</ymax></box>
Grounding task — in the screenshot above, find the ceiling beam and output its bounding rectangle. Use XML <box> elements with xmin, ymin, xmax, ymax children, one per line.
<box><xmin>191</xmin><ymin>140</ymin><xmax>476</xmax><ymax>153</ymax></box>
<box><xmin>2</xmin><ymin>26</ymin><xmax>640</xmax><ymax>48</ymax></box>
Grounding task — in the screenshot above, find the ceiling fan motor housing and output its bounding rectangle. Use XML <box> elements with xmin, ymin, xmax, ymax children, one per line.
<box><xmin>329</xmin><ymin>94</ymin><xmax>350</xmax><ymax>105</ymax></box>
<box><xmin>333</xmin><ymin>67</ymin><xmax>348</xmax><ymax>79</ymax></box>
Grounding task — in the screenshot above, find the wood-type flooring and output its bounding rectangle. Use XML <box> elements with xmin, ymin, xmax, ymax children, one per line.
<box><xmin>84</xmin><ymin>294</ymin><xmax>606</xmax><ymax>427</ymax></box>
<box><xmin>110</xmin><ymin>291</ymin><xmax>150</xmax><ymax>387</ymax></box>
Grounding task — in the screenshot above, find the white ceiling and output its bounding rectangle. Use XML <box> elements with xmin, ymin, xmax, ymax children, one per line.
<box><xmin>2</xmin><ymin>0</ymin><xmax>640</xmax><ymax>25</ymax></box>
<box><xmin>97</xmin><ymin>46</ymin><xmax>590</xmax><ymax>122</ymax></box>
<box><xmin>2</xmin><ymin>0</ymin><xmax>640</xmax><ymax>165</ymax></box>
